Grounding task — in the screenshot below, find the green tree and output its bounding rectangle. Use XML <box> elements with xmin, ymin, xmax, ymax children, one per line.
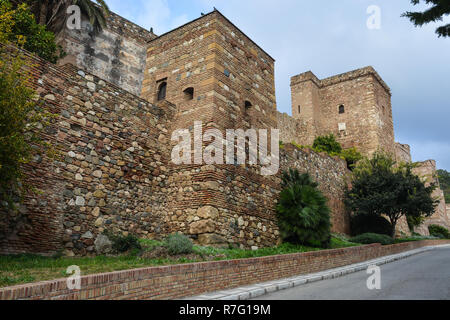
<box><xmin>14</xmin><ymin>0</ymin><xmax>109</xmax><ymax>35</ymax></box>
<box><xmin>0</xmin><ymin>0</ymin><xmax>64</xmax><ymax>63</ymax></box>
<box><xmin>345</xmin><ymin>152</ymin><xmax>439</xmax><ymax>238</ymax></box>
<box><xmin>276</xmin><ymin>169</ymin><xmax>331</xmax><ymax>248</ymax></box>
<box><xmin>402</xmin><ymin>0</ymin><xmax>450</xmax><ymax>37</ymax></box>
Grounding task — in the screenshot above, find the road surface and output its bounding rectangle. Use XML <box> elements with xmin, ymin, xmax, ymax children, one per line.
<box><xmin>254</xmin><ymin>247</ymin><xmax>450</xmax><ymax>300</ymax></box>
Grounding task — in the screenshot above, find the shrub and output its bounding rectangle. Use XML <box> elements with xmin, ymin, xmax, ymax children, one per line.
<box><xmin>312</xmin><ymin>134</ymin><xmax>342</xmax><ymax>155</ymax></box>
<box><xmin>276</xmin><ymin>169</ymin><xmax>331</xmax><ymax>248</ymax></box>
<box><xmin>350</xmin><ymin>233</ymin><xmax>394</xmax><ymax>245</ymax></box>
<box><xmin>350</xmin><ymin>214</ymin><xmax>392</xmax><ymax>236</ymax></box>
<box><xmin>341</xmin><ymin>147</ymin><xmax>363</xmax><ymax>170</ymax></box>
<box><xmin>428</xmin><ymin>225</ymin><xmax>450</xmax><ymax>239</ymax></box>
<box><xmin>106</xmin><ymin>233</ymin><xmax>142</xmax><ymax>253</ymax></box>
<box><xmin>164</xmin><ymin>233</ymin><xmax>194</xmax><ymax>256</ymax></box>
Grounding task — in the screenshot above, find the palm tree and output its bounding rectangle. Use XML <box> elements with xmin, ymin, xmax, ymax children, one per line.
<box><xmin>12</xmin><ymin>0</ymin><xmax>109</xmax><ymax>35</ymax></box>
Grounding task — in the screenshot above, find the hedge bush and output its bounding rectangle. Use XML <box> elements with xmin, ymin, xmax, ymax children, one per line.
<box><xmin>428</xmin><ymin>225</ymin><xmax>450</xmax><ymax>239</ymax></box>
<box><xmin>350</xmin><ymin>233</ymin><xmax>394</xmax><ymax>245</ymax></box>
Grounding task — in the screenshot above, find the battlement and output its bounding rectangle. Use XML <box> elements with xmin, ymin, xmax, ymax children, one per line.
<box><xmin>291</xmin><ymin>66</ymin><xmax>391</xmax><ymax>95</ymax></box>
<box><xmin>148</xmin><ymin>9</ymin><xmax>274</xmax><ymax>64</ymax></box>
<box><xmin>395</xmin><ymin>142</ymin><xmax>412</xmax><ymax>163</ymax></box>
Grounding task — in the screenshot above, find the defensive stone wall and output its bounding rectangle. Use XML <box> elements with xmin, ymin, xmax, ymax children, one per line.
<box><xmin>0</xmin><ymin>49</ymin><xmax>175</xmax><ymax>256</ymax></box>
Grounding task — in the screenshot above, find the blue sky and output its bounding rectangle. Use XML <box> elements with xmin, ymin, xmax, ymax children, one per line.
<box><xmin>106</xmin><ymin>0</ymin><xmax>450</xmax><ymax>170</ymax></box>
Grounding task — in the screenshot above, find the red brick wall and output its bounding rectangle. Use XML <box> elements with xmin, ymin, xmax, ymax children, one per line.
<box><xmin>1</xmin><ymin>240</ymin><xmax>447</xmax><ymax>300</ymax></box>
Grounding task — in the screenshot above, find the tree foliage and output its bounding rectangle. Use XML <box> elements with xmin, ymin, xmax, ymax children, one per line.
<box><xmin>0</xmin><ymin>0</ymin><xmax>64</xmax><ymax>63</ymax></box>
<box><xmin>402</xmin><ymin>0</ymin><xmax>450</xmax><ymax>37</ymax></box>
<box><xmin>0</xmin><ymin>7</ymin><xmax>57</xmax><ymax>208</ymax></box>
<box><xmin>345</xmin><ymin>152</ymin><xmax>439</xmax><ymax>237</ymax></box>
<box><xmin>437</xmin><ymin>169</ymin><xmax>450</xmax><ymax>203</ymax></box>
<box><xmin>350</xmin><ymin>213</ymin><xmax>392</xmax><ymax>236</ymax></box>
<box><xmin>276</xmin><ymin>169</ymin><xmax>331</xmax><ymax>248</ymax></box>
<box><xmin>14</xmin><ymin>0</ymin><xmax>110</xmax><ymax>35</ymax></box>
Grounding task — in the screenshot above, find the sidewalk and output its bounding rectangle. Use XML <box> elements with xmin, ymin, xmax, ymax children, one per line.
<box><xmin>186</xmin><ymin>244</ymin><xmax>450</xmax><ymax>300</ymax></box>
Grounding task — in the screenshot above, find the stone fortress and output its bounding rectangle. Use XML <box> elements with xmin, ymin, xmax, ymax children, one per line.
<box><xmin>0</xmin><ymin>9</ymin><xmax>448</xmax><ymax>256</ymax></box>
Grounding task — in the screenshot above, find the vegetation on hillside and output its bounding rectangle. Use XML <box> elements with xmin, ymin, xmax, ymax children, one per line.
<box><xmin>289</xmin><ymin>134</ymin><xmax>363</xmax><ymax>170</ymax></box>
<box><xmin>437</xmin><ymin>169</ymin><xmax>450</xmax><ymax>203</ymax></box>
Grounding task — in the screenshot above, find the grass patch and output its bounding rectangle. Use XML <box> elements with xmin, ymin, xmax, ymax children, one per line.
<box><xmin>0</xmin><ymin>235</ymin><xmax>360</xmax><ymax>288</ymax></box>
<box><xmin>330</xmin><ymin>233</ymin><xmax>360</xmax><ymax>248</ymax></box>
<box><xmin>394</xmin><ymin>235</ymin><xmax>439</xmax><ymax>244</ymax></box>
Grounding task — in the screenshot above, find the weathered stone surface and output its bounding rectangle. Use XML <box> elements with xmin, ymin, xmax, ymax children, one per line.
<box><xmin>197</xmin><ymin>233</ymin><xmax>226</xmax><ymax>245</ymax></box>
<box><xmin>75</xmin><ymin>196</ymin><xmax>85</xmax><ymax>206</ymax></box>
<box><xmin>81</xmin><ymin>231</ymin><xmax>94</xmax><ymax>239</ymax></box>
<box><xmin>197</xmin><ymin>206</ymin><xmax>219</xmax><ymax>220</ymax></box>
<box><xmin>189</xmin><ymin>220</ymin><xmax>216</xmax><ymax>235</ymax></box>
<box><xmin>94</xmin><ymin>235</ymin><xmax>112</xmax><ymax>254</ymax></box>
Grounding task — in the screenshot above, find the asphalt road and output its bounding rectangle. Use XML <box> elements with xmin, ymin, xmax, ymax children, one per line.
<box><xmin>255</xmin><ymin>247</ymin><xmax>450</xmax><ymax>300</ymax></box>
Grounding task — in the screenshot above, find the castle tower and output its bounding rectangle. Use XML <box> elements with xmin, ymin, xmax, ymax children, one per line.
<box><xmin>290</xmin><ymin>72</ymin><xmax>322</xmax><ymax>146</ymax></box>
<box><xmin>140</xmin><ymin>10</ymin><xmax>280</xmax><ymax>247</ymax></box>
<box><xmin>141</xmin><ymin>10</ymin><xmax>277</xmax><ymax>131</ymax></box>
<box><xmin>290</xmin><ymin>67</ymin><xmax>395</xmax><ymax>156</ymax></box>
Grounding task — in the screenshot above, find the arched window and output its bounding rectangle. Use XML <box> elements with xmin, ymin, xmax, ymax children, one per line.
<box><xmin>339</xmin><ymin>105</ymin><xmax>345</xmax><ymax>114</ymax></box>
<box><xmin>157</xmin><ymin>82</ymin><xmax>167</xmax><ymax>101</ymax></box>
<box><xmin>298</xmin><ymin>105</ymin><xmax>301</xmax><ymax>114</ymax></box>
<box><xmin>245</xmin><ymin>100</ymin><xmax>252</xmax><ymax>110</ymax></box>
<box><xmin>183</xmin><ymin>87</ymin><xmax>194</xmax><ymax>101</ymax></box>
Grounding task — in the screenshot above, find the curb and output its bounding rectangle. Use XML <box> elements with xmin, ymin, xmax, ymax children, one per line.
<box><xmin>187</xmin><ymin>244</ymin><xmax>450</xmax><ymax>301</ymax></box>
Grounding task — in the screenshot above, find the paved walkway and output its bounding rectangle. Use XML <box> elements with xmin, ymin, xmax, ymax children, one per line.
<box><xmin>185</xmin><ymin>244</ymin><xmax>450</xmax><ymax>300</ymax></box>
